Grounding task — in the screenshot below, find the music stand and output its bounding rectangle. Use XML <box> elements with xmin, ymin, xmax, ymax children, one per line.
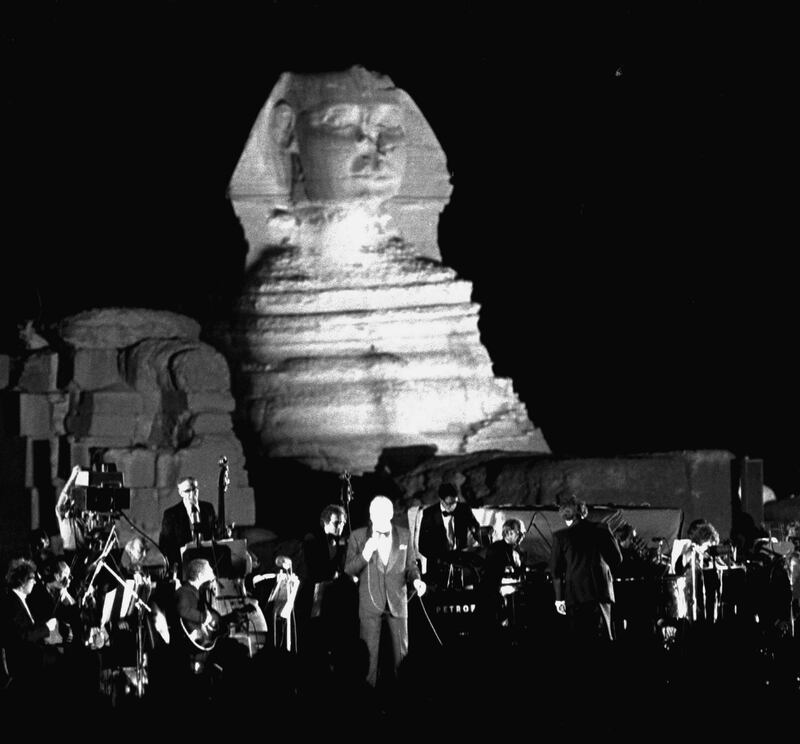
<box><xmin>86</xmin><ymin>526</ymin><xmax>152</xmax><ymax>698</ymax></box>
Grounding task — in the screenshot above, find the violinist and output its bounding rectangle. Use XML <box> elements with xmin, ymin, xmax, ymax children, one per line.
<box><xmin>27</xmin><ymin>557</ymin><xmax>80</xmax><ymax>645</ymax></box>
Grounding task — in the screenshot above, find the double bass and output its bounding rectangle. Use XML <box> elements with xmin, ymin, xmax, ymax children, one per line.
<box><xmin>194</xmin><ymin>455</ymin><xmax>269</xmax><ymax>656</ymax></box>
<box><xmin>216</xmin><ymin>455</ymin><xmax>233</xmax><ymax>540</ymax></box>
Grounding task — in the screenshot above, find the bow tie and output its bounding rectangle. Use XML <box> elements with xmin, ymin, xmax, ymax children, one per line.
<box><xmin>441</xmin><ymin>511</ymin><xmax>455</xmax><ymax>518</ymax></box>
<box><xmin>374</xmin><ymin>530</ymin><xmax>390</xmax><ymax>537</ymax></box>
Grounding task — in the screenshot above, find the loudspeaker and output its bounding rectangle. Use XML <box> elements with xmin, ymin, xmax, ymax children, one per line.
<box><xmin>740</xmin><ymin>457</ymin><xmax>764</xmax><ymax>526</ymax></box>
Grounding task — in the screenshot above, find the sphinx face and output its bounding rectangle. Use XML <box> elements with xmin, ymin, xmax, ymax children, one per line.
<box><xmin>295</xmin><ymin>102</ymin><xmax>406</xmax><ymax>203</ymax></box>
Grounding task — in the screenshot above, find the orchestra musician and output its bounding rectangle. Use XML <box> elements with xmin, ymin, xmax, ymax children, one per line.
<box><xmin>418</xmin><ymin>482</ymin><xmax>480</xmax><ymax>588</ymax></box>
<box><xmin>158</xmin><ymin>476</ymin><xmax>218</xmax><ymax>578</ymax></box>
<box><xmin>0</xmin><ymin>558</ymin><xmax>60</xmax><ymax>695</ymax></box>
<box><xmin>174</xmin><ymin>558</ymin><xmax>218</xmax><ymax>673</ymax></box>
<box><xmin>299</xmin><ymin>504</ymin><xmax>358</xmax><ymax>653</ymax></box>
<box><xmin>475</xmin><ymin>518</ymin><xmax>526</xmax><ymax>635</ymax></box>
<box><xmin>27</xmin><ymin>557</ymin><xmax>80</xmax><ymax>645</ymax></box>
<box><xmin>670</xmin><ymin>518</ymin><xmax>721</xmax><ymax>623</ymax></box>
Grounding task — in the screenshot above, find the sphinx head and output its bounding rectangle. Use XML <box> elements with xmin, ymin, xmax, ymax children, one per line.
<box><xmin>272</xmin><ymin>67</ymin><xmax>407</xmax><ymax>205</ymax></box>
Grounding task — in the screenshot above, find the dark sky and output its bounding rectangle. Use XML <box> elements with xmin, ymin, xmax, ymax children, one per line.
<box><xmin>3</xmin><ymin>4</ymin><xmax>797</xmax><ymax>495</ymax></box>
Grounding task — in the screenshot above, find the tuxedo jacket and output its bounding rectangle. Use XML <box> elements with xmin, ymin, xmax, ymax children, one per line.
<box><xmin>418</xmin><ymin>502</ymin><xmax>480</xmax><ymax>560</ymax></box>
<box><xmin>0</xmin><ymin>589</ymin><xmax>50</xmax><ymax>676</ymax></box>
<box><xmin>302</xmin><ymin>529</ymin><xmax>346</xmax><ymax>584</ymax></box>
<box><xmin>549</xmin><ymin>519</ymin><xmax>623</xmax><ymax>606</ymax></box>
<box><xmin>345</xmin><ymin>525</ymin><xmax>420</xmax><ymax>619</ymax></box>
<box><xmin>159</xmin><ymin>500</ymin><xmax>217</xmax><ymax>569</ymax></box>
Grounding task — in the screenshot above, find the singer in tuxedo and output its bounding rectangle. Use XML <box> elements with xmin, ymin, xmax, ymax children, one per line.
<box><xmin>158</xmin><ymin>477</ymin><xmax>218</xmax><ymax>577</ymax></box>
<box><xmin>549</xmin><ymin>495</ymin><xmax>622</xmax><ymax>643</ymax></box>
<box><xmin>344</xmin><ymin>496</ymin><xmax>426</xmax><ymax>687</ymax></box>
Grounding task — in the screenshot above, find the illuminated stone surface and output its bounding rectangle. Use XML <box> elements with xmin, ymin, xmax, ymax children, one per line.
<box><xmin>221</xmin><ymin>67</ymin><xmax>549</xmax><ymax>473</ymax></box>
<box><xmin>9</xmin><ymin>308</ymin><xmax>255</xmax><ymax>547</ymax></box>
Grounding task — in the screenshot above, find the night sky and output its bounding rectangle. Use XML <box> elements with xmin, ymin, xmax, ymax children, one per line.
<box><xmin>4</xmin><ymin>4</ymin><xmax>797</xmax><ymax>495</ymax></box>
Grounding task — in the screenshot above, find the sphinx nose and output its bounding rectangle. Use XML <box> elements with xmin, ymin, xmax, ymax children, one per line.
<box><xmin>357</xmin><ymin>125</ymin><xmax>386</xmax><ymax>150</ymax></box>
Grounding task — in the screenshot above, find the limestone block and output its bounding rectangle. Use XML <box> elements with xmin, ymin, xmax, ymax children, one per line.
<box><xmin>72</xmin><ymin>348</ymin><xmax>122</xmax><ymax>390</ymax></box>
<box><xmin>25</xmin><ymin>437</ymin><xmax>34</xmax><ymax>487</ymax></box>
<box><xmin>157</xmin><ymin>486</ymin><xmax>178</xmax><ymax>516</ymax></box>
<box><xmin>175</xmin><ymin>435</ymin><xmax>250</xmax><ymax>493</ymax></box>
<box><xmin>19</xmin><ymin>394</ymin><xmax>51</xmax><ymax>439</ymax></box>
<box><xmin>118</xmin><ymin>487</ymin><xmax>161</xmax><ymax>546</ymax></box>
<box><xmin>190</xmin><ymin>413</ymin><xmax>233</xmax><ymax>435</ymax></box>
<box><xmin>66</xmin><ymin>391</ymin><xmax>140</xmax><ymax>442</ymax></box>
<box><xmin>17</xmin><ymin>350</ymin><xmax>59</xmax><ymax>393</ymax></box>
<box><xmin>133</xmin><ymin>392</ymin><xmax>163</xmax><ymax>446</ymax></box>
<box><xmin>0</xmin><ymin>354</ymin><xmax>10</xmax><ymax>389</ymax></box>
<box><xmin>225</xmin><ymin>487</ymin><xmax>256</xmax><ymax>526</ymax></box>
<box><xmin>155</xmin><ymin>451</ymin><xmax>179</xmax><ymax>489</ymax></box>
<box><xmin>186</xmin><ymin>391</ymin><xmax>236</xmax><ymax>413</ymax></box>
<box><xmin>80</xmin><ymin>415</ymin><xmax>137</xmax><ymax>441</ymax></box>
<box><xmin>48</xmin><ymin>393</ymin><xmax>70</xmax><ymax>436</ymax></box>
<box><xmin>48</xmin><ymin>436</ymin><xmax>61</xmax><ymax>483</ymax></box>
<box><xmin>72</xmin><ymin>435</ymin><xmax>133</xmax><ymax>449</ymax></box>
<box><xmin>69</xmin><ymin>441</ymin><xmax>92</xmax><ymax>469</ymax></box>
<box><xmin>170</xmin><ymin>347</ymin><xmax>231</xmax><ymax>391</ymax></box>
<box><xmin>59</xmin><ymin>308</ymin><xmax>201</xmax><ymax>349</ymax></box>
<box><xmin>30</xmin><ymin>486</ymin><xmax>41</xmax><ymax>531</ymax></box>
<box><xmin>102</xmin><ymin>448</ymin><xmax>157</xmax><ymax>488</ymax></box>
<box><xmin>86</xmin><ymin>390</ymin><xmax>144</xmax><ymax>416</ymax></box>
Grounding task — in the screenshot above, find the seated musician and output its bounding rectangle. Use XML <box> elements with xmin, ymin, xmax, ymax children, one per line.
<box><xmin>475</xmin><ymin>519</ymin><xmax>525</xmax><ymax>633</ymax></box>
<box><xmin>418</xmin><ymin>482</ymin><xmax>480</xmax><ymax>589</ymax></box>
<box><xmin>174</xmin><ymin>558</ymin><xmax>218</xmax><ymax>673</ymax></box>
<box><xmin>671</xmin><ymin>519</ymin><xmax>720</xmax><ymax>575</ymax></box>
<box><xmin>27</xmin><ymin>557</ymin><xmax>81</xmax><ymax>645</ymax></box>
<box><xmin>670</xmin><ymin>519</ymin><xmax>721</xmax><ymax>623</ymax></box>
<box><xmin>0</xmin><ymin>558</ymin><xmax>60</xmax><ymax>693</ymax></box>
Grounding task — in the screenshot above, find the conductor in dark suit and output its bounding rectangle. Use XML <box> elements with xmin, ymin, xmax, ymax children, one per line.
<box><xmin>159</xmin><ymin>477</ymin><xmax>218</xmax><ymax>578</ymax></box>
<box><xmin>418</xmin><ymin>482</ymin><xmax>480</xmax><ymax>587</ymax></box>
<box><xmin>345</xmin><ymin>495</ymin><xmax>426</xmax><ymax>687</ymax></box>
<box><xmin>549</xmin><ymin>495</ymin><xmax>623</xmax><ymax>643</ymax></box>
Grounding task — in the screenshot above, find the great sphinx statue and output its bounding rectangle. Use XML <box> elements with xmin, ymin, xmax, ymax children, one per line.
<box><xmin>219</xmin><ymin>66</ymin><xmax>549</xmax><ymax>473</ymax></box>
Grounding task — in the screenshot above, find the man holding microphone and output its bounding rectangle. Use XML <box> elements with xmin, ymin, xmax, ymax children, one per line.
<box><xmin>345</xmin><ymin>495</ymin><xmax>426</xmax><ymax>688</ymax></box>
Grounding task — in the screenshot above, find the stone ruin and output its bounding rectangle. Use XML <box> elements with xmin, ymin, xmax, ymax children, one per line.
<box><xmin>1</xmin><ymin>308</ymin><xmax>254</xmax><ymax>549</ymax></box>
<box><xmin>216</xmin><ymin>66</ymin><xmax>550</xmax><ymax>474</ymax></box>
